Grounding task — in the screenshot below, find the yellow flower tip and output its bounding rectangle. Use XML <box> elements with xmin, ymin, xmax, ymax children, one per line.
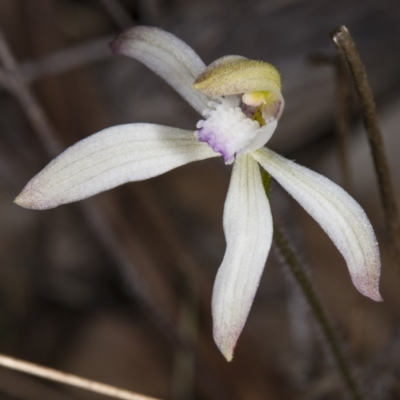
<box><xmin>193</xmin><ymin>55</ymin><xmax>282</xmax><ymax>98</ymax></box>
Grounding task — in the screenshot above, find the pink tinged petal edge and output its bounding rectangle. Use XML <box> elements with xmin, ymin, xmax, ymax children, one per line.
<box><xmin>212</xmin><ymin>154</ymin><xmax>273</xmax><ymax>361</ymax></box>
<box><xmin>110</xmin><ymin>25</ymin><xmax>209</xmax><ymax>114</ymax></box>
<box><xmin>253</xmin><ymin>147</ymin><xmax>382</xmax><ymax>301</ymax></box>
<box><xmin>15</xmin><ymin>123</ymin><xmax>218</xmax><ymax>210</ymax></box>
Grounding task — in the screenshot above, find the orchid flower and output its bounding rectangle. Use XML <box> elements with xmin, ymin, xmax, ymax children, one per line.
<box><xmin>15</xmin><ymin>26</ymin><xmax>381</xmax><ymax>361</ymax></box>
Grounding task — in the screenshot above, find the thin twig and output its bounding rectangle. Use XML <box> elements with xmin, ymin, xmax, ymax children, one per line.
<box><xmin>272</xmin><ymin>221</ymin><xmax>363</xmax><ymax>400</ymax></box>
<box><xmin>0</xmin><ymin>33</ymin><xmax>114</xmax><ymax>89</ymax></box>
<box><xmin>0</xmin><ymin>354</ymin><xmax>160</xmax><ymax>400</ymax></box>
<box><xmin>100</xmin><ymin>0</ymin><xmax>135</xmax><ymax>30</ymax></box>
<box><xmin>0</xmin><ymin>29</ymin><xmax>61</xmax><ymax>154</ymax></box>
<box><xmin>0</xmin><ymin>69</ymin><xmax>61</xmax><ymax>154</ymax></box>
<box><xmin>20</xmin><ymin>35</ymin><xmax>115</xmax><ymax>83</ymax></box>
<box><xmin>331</xmin><ymin>25</ymin><xmax>400</xmax><ymax>273</ymax></box>
<box><xmin>308</xmin><ymin>52</ymin><xmax>352</xmax><ymax>192</ymax></box>
<box><xmin>334</xmin><ymin>54</ymin><xmax>352</xmax><ymax>193</ymax></box>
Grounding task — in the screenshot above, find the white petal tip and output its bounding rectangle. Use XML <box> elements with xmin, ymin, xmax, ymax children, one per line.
<box><xmin>109</xmin><ymin>39</ymin><xmax>120</xmax><ymax>55</ymax></box>
<box><xmin>372</xmin><ymin>292</ymin><xmax>383</xmax><ymax>302</ymax></box>
<box><xmin>109</xmin><ymin>35</ymin><xmax>127</xmax><ymax>56</ymax></box>
<box><xmin>214</xmin><ymin>334</ymin><xmax>235</xmax><ymax>362</ymax></box>
<box><xmin>353</xmin><ymin>267</ymin><xmax>382</xmax><ymax>302</ymax></box>
<box><xmin>14</xmin><ymin>187</ymin><xmax>54</xmax><ymax>210</ymax></box>
<box><xmin>359</xmin><ymin>282</ymin><xmax>382</xmax><ymax>302</ymax></box>
<box><xmin>14</xmin><ymin>193</ymin><xmax>29</xmax><ymax>208</ymax></box>
<box><xmin>109</xmin><ymin>26</ymin><xmax>158</xmax><ymax>57</ymax></box>
<box><xmin>14</xmin><ymin>190</ymin><xmax>37</xmax><ymax>209</ymax></box>
<box><xmin>109</xmin><ymin>27</ymin><xmax>137</xmax><ymax>56</ymax></box>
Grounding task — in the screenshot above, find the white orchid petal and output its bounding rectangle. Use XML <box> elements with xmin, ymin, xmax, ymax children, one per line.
<box><xmin>110</xmin><ymin>26</ymin><xmax>209</xmax><ymax>113</ymax></box>
<box><xmin>244</xmin><ymin>119</ymin><xmax>278</xmax><ymax>154</ymax></box>
<box><xmin>253</xmin><ymin>147</ymin><xmax>381</xmax><ymax>301</ymax></box>
<box><xmin>15</xmin><ymin>124</ymin><xmax>217</xmax><ymax>210</ymax></box>
<box><xmin>212</xmin><ymin>154</ymin><xmax>273</xmax><ymax>361</ymax></box>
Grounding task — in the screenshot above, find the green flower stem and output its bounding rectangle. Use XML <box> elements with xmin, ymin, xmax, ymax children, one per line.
<box><xmin>331</xmin><ymin>25</ymin><xmax>400</xmax><ymax>274</ymax></box>
<box><xmin>262</xmin><ymin>170</ymin><xmax>363</xmax><ymax>400</ymax></box>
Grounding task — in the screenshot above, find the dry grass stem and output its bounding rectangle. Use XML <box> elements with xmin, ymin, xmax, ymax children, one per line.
<box><xmin>0</xmin><ymin>354</ymin><xmax>161</xmax><ymax>400</ymax></box>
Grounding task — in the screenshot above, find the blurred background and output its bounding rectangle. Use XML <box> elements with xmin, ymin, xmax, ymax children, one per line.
<box><xmin>0</xmin><ymin>0</ymin><xmax>400</xmax><ymax>399</ymax></box>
